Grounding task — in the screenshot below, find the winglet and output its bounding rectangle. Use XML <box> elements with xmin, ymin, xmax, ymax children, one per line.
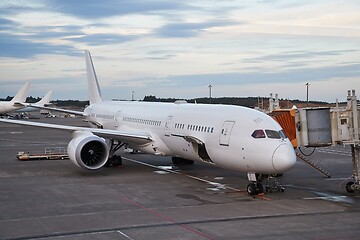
<box><xmin>33</xmin><ymin>90</ymin><xmax>54</xmax><ymax>107</ymax></box>
<box><xmin>85</xmin><ymin>50</ymin><xmax>102</xmax><ymax>105</ymax></box>
<box><xmin>10</xmin><ymin>82</ymin><xmax>30</xmax><ymax>104</ymax></box>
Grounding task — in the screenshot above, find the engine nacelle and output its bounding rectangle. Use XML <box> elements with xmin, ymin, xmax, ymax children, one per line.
<box><xmin>67</xmin><ymin>131</ymin><xmax>109</xmax><ymax>170</ymax></box>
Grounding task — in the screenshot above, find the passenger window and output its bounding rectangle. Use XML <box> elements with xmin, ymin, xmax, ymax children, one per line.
<box><xmin>251</xmin><ymin>129</ymin><xmax>266</xmax><ymax>139</ymax></box>
<box><xmin>265</xmin><ymin>130</ymin><xmax>281</xmax><ymax>139</ymax></box>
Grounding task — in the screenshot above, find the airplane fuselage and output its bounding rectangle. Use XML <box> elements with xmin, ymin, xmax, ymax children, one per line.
<box><xmin>0</xmin><ymin>51</ymin><xmax>297</xmax><ymax>195</ymax></box>
<box><xmin>0</xmin><ymin>102</ymin><xmax>23</xmax><ymax>114</ymax></box>
<box><xmin>84</xmin><ymin>100</ymin><xmax>296</xmax><ymax>174</ymax></box>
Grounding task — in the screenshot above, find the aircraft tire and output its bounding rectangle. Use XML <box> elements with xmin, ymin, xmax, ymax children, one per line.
<box><xmin>346</xmin><ymin>181</ymin><xmax>355</xmax><ymax>193</ymax></box>
<box><xmin>104</xmin><ymin>155</ymin><xmax>122</xmax><ymax>167</ymax></box>
<box><xmin>172</xmin><ymin>157</ymin><xmax>194</xmax><ymax>165</ymax></box>
<box><xmin>184</xmin><ymin>159</ymin><xmax>195</xmax><ymax>165</ymax></box>
<box><xmin>113</xmin><ymin>156</ymin><xmax>122</xmax><ymax>167</ymax></box>
<box><xmin>256</xmin><ymin>182</ymin><xmax>264</xmax><ymax>194</ymax></box>
<box><xmin>247</xmin><ymin>183</ymin><xmax>257</xmax><ymax>195</ymax></box>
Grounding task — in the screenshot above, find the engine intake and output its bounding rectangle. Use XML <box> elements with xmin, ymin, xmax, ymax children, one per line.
<box><xmin>67</xmin><ymin>132</ymin><xmax>109</xmax><ymax>170</ymax></box>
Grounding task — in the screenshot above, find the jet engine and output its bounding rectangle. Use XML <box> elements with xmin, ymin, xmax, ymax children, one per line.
<box><xmin>67</xmin><ymin>131</ymin><xmax>109</xmax><ymax>170</ymax></box>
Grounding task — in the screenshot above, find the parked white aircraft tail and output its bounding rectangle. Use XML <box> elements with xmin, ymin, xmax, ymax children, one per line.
<box><xmin>0</xmin><ymin>82</ymin><xmax>30</xmax><ymax>114</ymax></box>
<box><xmin>0</xmin><ymin>82</ymin><xmax>54</xmax><ymax>114</ymax></box>
<box><xmin>85</xmin><ymin>50</ymin><xmax>102</xmax><ymax>104</ymax></box>
<box><xmin>0</xmin><ymin>50</ymin><xmax>297</xmax><ymax>195</ymax></box>
<box><xmin>10</xmin><ymin>81</ymin><xmax>30</xmax><ymax>104</ymax></box>
<box><xmin>18</xmin><ymin>90</ymin><xmax>54</xmax><ymax>112</ymax></box>
<box><xmin>33</xmin><ymin>90</ymin><xmax>54</xmax><ymax>107</ymax></box>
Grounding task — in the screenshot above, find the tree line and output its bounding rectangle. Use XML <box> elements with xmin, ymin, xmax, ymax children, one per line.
<box><xmin>1</xmin><ymin>95</ymin><xmax>333</xmax><ymax>109</ymax></box>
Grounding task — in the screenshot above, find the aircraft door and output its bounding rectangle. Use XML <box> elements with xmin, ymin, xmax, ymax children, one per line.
<box><xmin>219</xmin><ymin>121</ymin><xmax>235</xmax><ymax>146</ymax></box>
<box><xmin>164</xmin><ymin>115</ymin><xmax>173</xmax><ymax>137</ymax></box>
<box><xmin>115</xmin><ymin>111</ymin><xmax>122</xmax><ymax>128</ymax></box>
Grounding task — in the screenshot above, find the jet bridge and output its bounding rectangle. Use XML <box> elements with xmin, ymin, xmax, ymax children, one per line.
<box><xmin>268</xmin><ymin>90</ymin><xmax>360</xmax><ymax>193</ymax></box>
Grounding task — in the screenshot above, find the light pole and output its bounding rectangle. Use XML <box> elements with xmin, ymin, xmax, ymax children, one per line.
<box><xmin>306</xmin><ymin>83</ymin><xmax>310</xmax><ymax>107</ymax></box>
<box><xmin>208</xmin><ymin>84</ymin><xmax>212</xmax><ymax>104</ymax></box>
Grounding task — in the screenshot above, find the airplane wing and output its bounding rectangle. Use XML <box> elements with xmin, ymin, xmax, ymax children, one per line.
<box><xmin>22</xmin><ymin>104</ymin><xmax>84</xmax><ymax>116</ymax></box>
<box><xmin>0</xmin><ymin>118</ymin><xmax>152</xmax><ymax>145</ymax></box>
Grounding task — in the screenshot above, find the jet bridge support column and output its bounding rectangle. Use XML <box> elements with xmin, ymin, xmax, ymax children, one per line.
<box><xmin>347</xmin><ymin>144</ymin><xmax>360</xmax><ymax>193</ymax></box>
<box><xmin>345</xmin><ymin>90</ymin><xmax>360</xmax><ymax>193</ymax></box>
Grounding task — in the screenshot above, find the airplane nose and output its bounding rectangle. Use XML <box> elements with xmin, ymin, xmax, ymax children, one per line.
<box><xmin>272</xmin><ymin>144</ymin><xmax>296</xmax><ymax>172</ymax></box>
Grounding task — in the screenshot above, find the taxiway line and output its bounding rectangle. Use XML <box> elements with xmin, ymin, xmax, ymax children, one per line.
<box><xmin>122</xmin><ymin>156</ymin><xmax>271</xmax><ymax>200</ymax></box>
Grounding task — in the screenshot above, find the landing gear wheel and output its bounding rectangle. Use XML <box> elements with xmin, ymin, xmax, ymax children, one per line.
<box><xmin>172</xmin><ymin>157</ymin><xmax>181</xmax><ymax>165</ymax></box>
<box><xmin>172</xmin><ymin>157</ymin><xmax>194</xmax><ymax>165</ymax></box>
<box><xmin>256</xmin><ymin>183</ymin><xmax>264</xmax><ymax>194</ymax></box>
<box><xmin>112</xmin><ymin>156</ymin><xmax>122</xmax><ymax>167</ymax></box>
<box><xmin>247</xmin><ymin>183</ymin><xmax>257</xmax><ymax>195</ymax></box>
<box><xmin>104</xmin><ymin>155</ymin><xmax>122</xmax><ymax>167</ymax></box>
<box><xmin>346</xmin><ymin>181</ymin><xmax>355</xmax><ymax>193</ymax></box>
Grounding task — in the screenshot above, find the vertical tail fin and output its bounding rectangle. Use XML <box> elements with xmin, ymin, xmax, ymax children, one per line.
<box><xmin>10</xmin><ymin>82</ymin><xmax>30</xmax><ymax>104</ymax></box>
<box><xmin>85</xmin><ymin>50</ymin><xmax>102</xmax><ymax>105</ymax></box>
<box><xmin>33</xmin><ymin>90</ymin><xmax>54</xmax><ymax>106</ymax></box>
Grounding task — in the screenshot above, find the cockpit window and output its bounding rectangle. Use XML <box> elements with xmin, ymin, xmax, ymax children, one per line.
<box><xmin>265</xmin><ymin>130</ymin><xmax>281</xmax><ymax>139</ymax></box>
<box><xmin>252</xmin><ymin>129</ymin><xmax>288</xmax><ymax>139</ymax></box>
<box><xmin>279</xmin><ymin>130</ymin><xmax>288</xmax><ymax>139</ymax></box>
<box><xmin>251</xmin><ymin>129</ymin><xmax>266</xmax><ymax>138</ymax></box>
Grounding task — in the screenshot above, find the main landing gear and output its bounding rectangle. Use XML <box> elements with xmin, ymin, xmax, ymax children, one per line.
<box><xmin>104</xmin><ymin>140</ymin><xmax>125</xmax><ymax>167</ymax></box>
<box><xmin>172</xmin><ymin>157</ymin><xmax>195</xmax><ymax>165</ymax></box>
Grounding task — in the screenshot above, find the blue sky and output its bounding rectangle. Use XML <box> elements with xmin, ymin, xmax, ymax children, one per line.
<box><xmin>0</xmin><ymin>0</ymin><xmax>359</xmax><ymax>102</ymax></box>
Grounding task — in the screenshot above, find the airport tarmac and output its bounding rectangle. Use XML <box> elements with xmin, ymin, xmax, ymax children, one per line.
<box><xmin>0</xmin><ymin>117</ymin><xmax>360</xmax><ymax>240</ymax></box>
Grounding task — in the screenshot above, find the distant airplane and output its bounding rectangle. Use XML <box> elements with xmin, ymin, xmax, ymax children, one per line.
<box><xmin>0</xmin><ymin>82</ymin><xmax>53</xmax><ymax>114</ymax></box>
<box><xmin>0</xmin><ymin>82</ymin><xmax>30</xmax><ymax>113</ymax></box>
<box><xmin>0</xmin><ymin>50</ymin><xmax>296</xmax><ymax>195</ymax></box>
<box><xmin>19</xmin><ymin>90</ymin><xmax>54</xmax><ymax>112</ymax></box>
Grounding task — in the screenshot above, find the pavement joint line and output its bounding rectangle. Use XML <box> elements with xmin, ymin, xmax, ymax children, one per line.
<box><xmin>2</xmin><ymin>209</ymin><xmax>354</xmax><ymax>240</ymax></box>
<box><xmin>121</xmin><ymin>195</ymin><xmax>213</xmax><ymax>240</ymax></box>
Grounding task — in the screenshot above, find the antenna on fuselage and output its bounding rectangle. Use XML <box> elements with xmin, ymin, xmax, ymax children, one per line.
<box><xmin>85</xmin><ymin>50</ymin><xmax>103</xmax><ymax>105</ymax></box>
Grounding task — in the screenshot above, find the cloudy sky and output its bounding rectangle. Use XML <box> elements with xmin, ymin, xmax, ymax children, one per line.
<box><xmin>0</xmin><ymin>0</ymin><xmax>359</xmax><ymax>102</ymax></box>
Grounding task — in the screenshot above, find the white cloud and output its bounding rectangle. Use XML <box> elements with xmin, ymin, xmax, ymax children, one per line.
<box><xmin>0</xmin><ymin>0</ymin><xmax>359</xmax><ymax>102</ymax></box>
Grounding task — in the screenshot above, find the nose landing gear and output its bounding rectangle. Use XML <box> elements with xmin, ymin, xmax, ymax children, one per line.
<box><xmin>247</xmin><ymin>173</ymin><xmax>264</xmax><ymax>195</ymax></box>
<box><xmin>247</xmin><ymin>182</ymin><xmax>264</xmax><ymax>195</ymax></box>
<box><xmin>247</xmin><ymin>173</ymin><xmax>286</xmax><ymax>195</ymax></box>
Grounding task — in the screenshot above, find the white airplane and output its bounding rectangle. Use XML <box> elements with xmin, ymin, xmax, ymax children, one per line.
<box><xmin>0</xmin><ymin>82</ymin><xmax>30</xmax><ymax>114</ymax></box>
<box><xmin>0</xmin><ymin>50</ymin><xmax>296</xmax><ymax>195</ymax></box>
<box><xmin>19</xmin><ymin>90</ymin><xmax>54</xmax><ymax>112</ymax></box>
<box><xmin>0</xmin><ymin>82</ymin><xmax>53</xmax><ymax>114</ymax></box>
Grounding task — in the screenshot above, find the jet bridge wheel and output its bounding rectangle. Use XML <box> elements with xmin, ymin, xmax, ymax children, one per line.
<box><xmin>346</xmin><ymin>181</ymin><xmax>355</xmax><ymax>193</ymax></box>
